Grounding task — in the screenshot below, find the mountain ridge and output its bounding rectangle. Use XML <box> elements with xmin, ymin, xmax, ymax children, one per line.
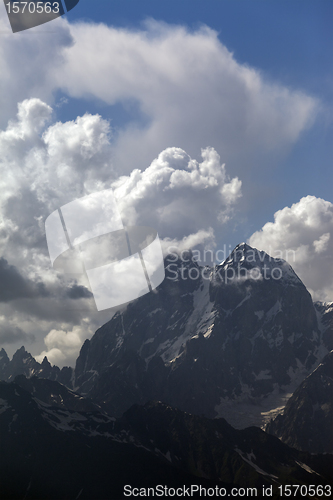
<box><xmin>70</xmin><ymin>243</ymin><xmax>331</xmax><ymax>425</ymax></box>
<box><xmin>0</xmin><ymin>345</ymin><xmax>73</xmax><ymax>386</ymax></box>
<box><xmin>1</xmin><ymin>378</ymin><xmax>332</xmax><ymax>499</ymax></box>
<box><xmin>1</xmin><ymin>243</ymin><xmax>332</xmax><ymax>433</ymax></box>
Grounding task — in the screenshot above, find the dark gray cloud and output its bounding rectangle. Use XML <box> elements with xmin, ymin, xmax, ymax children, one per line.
<box><xmin>4</xmin><ymin>188</ymin><xmax>48</xmax><ymax>252</ymax></box>
<box><xmin>66</xmin><ymin>284</ymin><xmax>93</xmax><ymax>300</ymax></box>
<box><xmin>0</xmin><ymin>257</ymin><xmax>48</xmax><ymax>302</ymax></box>
<box><xmin>0</xmin><ymin>257</ymin><xmax>34</xmax><ymax>302</ymax></box>
<box><xmin>0</xmin><ymin>324</ymin><xmax>35</xmax><ymax>345</ymax></box>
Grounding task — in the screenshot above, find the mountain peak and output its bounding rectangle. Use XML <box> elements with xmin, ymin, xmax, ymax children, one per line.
<box><xmin>0</xmin><ymin>348</ymin><xmax>9</xmax><ymax>359</ymax></box>
<box><xmin>217</xmin><ymin>242</ymin><xmax>302</xmax><ymax>286</ymax></box>
<box><xmin>0</xmin><ymin>348</ymin><xmax>10</xmax><ymax>372</ymax></box>
<box><xmin>41</xmin><ymin>356</ymin><xmax>51</xmax><ymax>367</ymax></box>
<box><xmin>12</xmin><ymin>346</ymin><xmax>30</xmax><ymax>359</ymax></box>
<box><xmin>229</xmin><ymin>242</ymin><xmax>268</xmax><ymax>262</ymax></box>
<box><xmin>234</xmin><ymin>242</ymin><xmax>249</xmax><ymax>250</ymax></box>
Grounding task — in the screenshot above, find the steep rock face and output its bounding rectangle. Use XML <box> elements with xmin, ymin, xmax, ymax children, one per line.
<box><xmin>0</xmin><ymin>348</ymin><xmax>10</xmax><ymax>378</ymax></box>
<box><xmin>0</xmin><ymin>346</ymin><xmax>73</xmax><ymax>387</ymax></box>
<box><xmin>266</xmin><ymin>350</ymin><xmax>333</xmax><ymax>453</ymax></box>
<box><xmin>74</xmin><ymin>244</ymin><xmax>328</xmax><ymax>422</ymax></box>
<box><xmin>315</xmin><ymin>302</ymin><xmax>333</xmax><ymax>351</ymax></box>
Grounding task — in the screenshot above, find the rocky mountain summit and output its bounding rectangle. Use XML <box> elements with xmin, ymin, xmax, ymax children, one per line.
<box><xmin>1</xmin><ymin>243</ymin><xmax>331</xmax><ymax>433</ymax></box>
<box><xmin>315</xmin><ymin>301</ymin><xmax>333</xmax><ymax>351</ymax></box>
<box><xmin>0</xmin><ymin>346</ymin><xmax>73</xmax><ymax>386</ymax></box>
<box><xmin>71</xmin><ymin>243</ymin><xmax>331</xmax><ymax>425</ymax></box>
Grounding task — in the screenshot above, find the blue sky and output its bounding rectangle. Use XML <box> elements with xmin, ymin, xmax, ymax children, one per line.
<box><xmin>0</xmin><ymin>0</ymin><xmax>332</xmax><ymax>364</ymax></box>
<box><xmin>65</xmin><ymin>0</ymin><xmax>332</xmax><ymax>93</ymax></box>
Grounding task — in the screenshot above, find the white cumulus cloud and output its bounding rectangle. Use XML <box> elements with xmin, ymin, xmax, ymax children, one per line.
<box><xmin>112</xmin><ymin>146</ymin><xmax>241</xmax><ymax>243</ymax></box>
<box><xmin>0</xmin><ymin>98</ymin><xmax>241</xmax><ymax>364</ymax></box>
<box><xmin>35</xmin><ymin>323</ymin><xmax>92</xmax><ymax>366</ymax></box>
<box><xmin>248</xmin><ymin>196</ymin><xmax>333</xmax><ymax>302</ymax></box>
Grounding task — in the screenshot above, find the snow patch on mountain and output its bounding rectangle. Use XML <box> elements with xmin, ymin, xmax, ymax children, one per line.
<box><xmin>215</xmin><ymin>389</ymin><xmax>292</xmax><ymax>430</ymax></box>
<box><xmin>265</xmin><ymin>300</ymin><xmax>282</xmax><ymax>320</ymax></box>
<box><xmin>254</xmin><ymin>310</ymin><xmax>264</xmax><ymax>320</ymax></box>
<box><xmin>235</xmin><ymin>447</ymin><xmax>278</xmax><ymax>479</ymax></box>
<box><xmin>161</xmin><ymin>278</ymin><xmax>216</xmax><ymax>363</ymax></box>
<box><xmin>0</xmin><ymin>398</ymin><xmax>10</xmax><ymax>415</ymax></box>
<box><xmin>254</xmin><ymin>370</ymin><xmax>272</xmax><ymax>381</ymax></box>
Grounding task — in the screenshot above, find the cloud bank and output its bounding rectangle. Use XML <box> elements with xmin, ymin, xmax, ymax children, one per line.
<box><xmin>0</xmin><ymin>98</ymin><xmax>241</xmax><ymax>364</ymax></box>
